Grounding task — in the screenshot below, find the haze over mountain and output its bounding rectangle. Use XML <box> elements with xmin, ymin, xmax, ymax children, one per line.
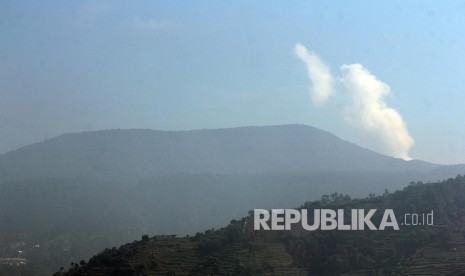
<box><xmin>0</xmin><ymin>125</ymin><xmax>442</xmax><ymax>183</ymax></box>
<box><xmin>0</xmin><ymin>125</ymin><xmax>464</xmax><ymax>275</ymax></box>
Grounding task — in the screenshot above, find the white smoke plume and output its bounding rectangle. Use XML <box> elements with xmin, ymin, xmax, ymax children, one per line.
<box><xmin>294</xmin><ymin>43</ymin><xmax>334</xmax><ymax>105</ymax></box>
<box><xmin>294</xmin><ymin>44</ymin><xmax>414</xmax><ymax>160</ymax></box>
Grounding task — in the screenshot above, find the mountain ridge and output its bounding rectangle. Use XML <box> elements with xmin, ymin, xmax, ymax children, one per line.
<box><xmin>0</xmin><ymin>124</ymin><xmax>464</xmax><ymax>275</ymax></box>
<box><xmin>0</xmin><ymin>124</ymin><xmax>441</xmax><ymax>183</ymax></box>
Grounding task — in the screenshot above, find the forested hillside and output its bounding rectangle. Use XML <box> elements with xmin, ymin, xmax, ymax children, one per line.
<box><xmin>56</xmin><ymin>175</ymin><xmax>465</xmax><ymax>275</ymax></box>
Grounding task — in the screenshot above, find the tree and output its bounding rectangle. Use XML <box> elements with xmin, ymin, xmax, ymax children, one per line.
<box><xmin>321</xmin><ymin>195</ymin><xmax>330</xmax><ymax>205</ymax></box>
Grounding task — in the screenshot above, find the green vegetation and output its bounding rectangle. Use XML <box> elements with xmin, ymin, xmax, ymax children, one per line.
<box><xmin>56</xmin><ymin>175</ymin><xmax>465</xmax><ymax>275</ymax></box>
<box><xmin>1</xmin><ymin>172</ymin><xmax>452</xmax><ymax>275</ymax></box>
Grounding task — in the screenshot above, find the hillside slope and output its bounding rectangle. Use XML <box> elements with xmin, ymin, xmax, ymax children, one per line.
<box><xmin>57</xmin><ymin>175</ymin><xmax>465</xmax><ymax>276</ymax></box>
<box><xmin>0</xmin><ymin>125</ymin><xmax>439</xmax><ymax>183</ymax></box>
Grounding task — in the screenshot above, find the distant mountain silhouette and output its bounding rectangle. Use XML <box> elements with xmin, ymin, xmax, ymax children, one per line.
<box><xmin>0</xmin><ymin>125</ymin><xmax>441</xmax><ymax>183</ymax></box>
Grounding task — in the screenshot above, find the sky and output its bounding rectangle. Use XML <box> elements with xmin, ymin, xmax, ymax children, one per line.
<box><xmin>1</xmin><ymin>1</ymin><xmax>465</xmax><ymax>164</ymax></box>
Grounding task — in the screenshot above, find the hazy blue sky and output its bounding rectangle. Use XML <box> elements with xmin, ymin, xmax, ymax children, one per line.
<box><xmin>1</xmin><ymin>1</ymin><xmax>465</xmax><ymax>164</ymax></box>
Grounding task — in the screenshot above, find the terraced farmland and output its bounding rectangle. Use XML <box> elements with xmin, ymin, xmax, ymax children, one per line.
<box><xmin>58</xmin><ymin>175</ymin><xmax>465</xmax><ymax>275</ymax></box>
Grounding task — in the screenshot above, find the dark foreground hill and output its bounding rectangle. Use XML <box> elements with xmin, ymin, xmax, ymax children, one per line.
<box><xmin>57</xmin><ymin>175</ymin><xmax>465</xmax><ymax>276</ymax></box>
<box><xmin>0</xmin><ymin>125</ymin><xmax>441</xmax><ymax>183</ymax></box>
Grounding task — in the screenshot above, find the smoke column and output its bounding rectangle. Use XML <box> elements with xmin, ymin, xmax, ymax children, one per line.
<box><xmin>294</xmin><ymin>43</ymin><xmax>334</xmax><ymax>106</ymax></box>
<box><xmin>294</xmin><ymin>43</ymin><xmax>414</xmax><ymax>160</ymax></box>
